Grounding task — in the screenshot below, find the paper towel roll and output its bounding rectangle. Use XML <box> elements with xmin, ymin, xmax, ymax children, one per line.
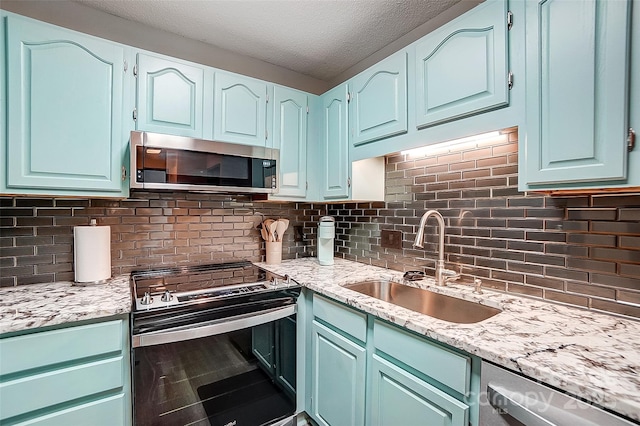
<box><xmin>74</xmin><ymin>222</ymin><xmax>111</xmax><ymax>283</ymax></box>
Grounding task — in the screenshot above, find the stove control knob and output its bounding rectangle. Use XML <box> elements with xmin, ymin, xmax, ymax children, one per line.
<box><xmin>161</xmin><ymin>290</ymin><xmax>173</xmax><ymax>302</ymax></box>
<box><xmin>140</xmin><ymin>292</ymin><xmax>153</xmax><ymax>305</ymax></box>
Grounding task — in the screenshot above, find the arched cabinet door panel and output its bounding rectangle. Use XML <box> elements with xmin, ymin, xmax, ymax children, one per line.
<box><xmin>321</xmin><ymin>85</ymin><xmax>350</xmax><ymax>200</ymax></box>
<box><xmin>213</xmin><ymin>72</ymin><xmax>268</xmax><ymax>147</ymax></box>
<box><xmin>5</xmin><ymin>14</ymin><xmax>126</xmax><ymax>195</ymax></box>
<box><xmin>272</xmin><ymin>87</ymin><xmax>308</xmax><ymax>198</ymax></box>
<box><xmin>349</xmin><ymin>50</ymin><xmax>407</xmax><ymax>147</ymax></box>
<box><xmin>415</xmin><ymin>0</ymin><xmax>509</xmax><ymax>129</ymax></box>
<box><xmin>136</xmin><ymin>53</ymin><xmax>205</xmax><ymax>138</ymax></box>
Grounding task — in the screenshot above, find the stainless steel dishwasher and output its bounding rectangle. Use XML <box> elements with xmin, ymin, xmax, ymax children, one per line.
<box><xmin>479</xmin><ymin>361</ymin><xmax>637</xmax><ymax>426</ymax></box>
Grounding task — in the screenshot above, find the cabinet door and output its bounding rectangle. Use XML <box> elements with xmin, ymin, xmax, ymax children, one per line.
<box><xmin>310</xmin><ymin>320</ymin><xmax>366</xmax><ymax>426</ymax></box>
<box><xmin>136</xmin><ymin>53</ymin><xmax>205</xmax><ymax>138</ymax></box>
<box><xmin>415</xmin><ymin>0</ymin><xmax>508</xmax><ymax>129</ymax></box>
<box><xmin>321</xmin><ymin>85</ymin><xmax>350</xmax><ymax>200</ymax></box>
<box><xmin>5</xmin><ymin>15</ymin><xmax>125</xmax><ymax>194</ymax></box>
<box><xmin>273</xmin><ymin>87</ymin><xmax>307</xmax><ymax>197</ymax></box>
<box><xmin>370</xmin><ymin>355</ymin><xmax>468</xmax><ymax>426</ymax></box>
<box><xmin>252</xmin><ymin>323</ymin><xmax>275</xmax><ymax>374</ymax></box>
<box><xmin>214</xmin><ymin>72</ymin><xmax>268</xmax><ymax>147</ymax></box>
<box><xmin>524</xmin><ymin>0</ymin><xmax>631</xmax><ymax>186</ymax></box>
<box><xmin>349</xmin><ymin>51</ymin><xmax>407</xmax><ymax>146</ymax></box>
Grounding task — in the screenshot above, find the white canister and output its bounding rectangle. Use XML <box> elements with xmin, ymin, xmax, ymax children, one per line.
<box><xmin>317</xmin><ymin>216</ymin><xmax>335</xmax><ymax>266</ymax></box>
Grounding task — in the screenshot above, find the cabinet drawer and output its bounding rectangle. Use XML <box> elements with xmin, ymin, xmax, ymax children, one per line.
<box><xmin>0</xmin><ymin>357</ymin><xmax>124</xmax><ymax>420</ymax></box>
<box><xmin>0</xmin><ymin>320</ymin><xmax>123</xmax><ymax>376</ymax></box>
<box><xmin>16</xmin><ymin>393</ymin><xmax>127</xmax><ymax>426</ymax></box>
<box><xmin>313</xmin><ymin>295</ymin><xmax>367</xmax><ymax>342</ymax></box>
<box><xmin>373</xmin><ymin>320</ymin><xmax>470</xmax><ymax>395</ymax></box>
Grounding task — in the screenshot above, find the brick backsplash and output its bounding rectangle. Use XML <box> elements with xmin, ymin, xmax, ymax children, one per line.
<box><xmin>328</xmin><ymin>127</ymin><xmax>640</xmax><ymax>319</ymax></box>
<box><xmin>1</xmin><ymin>126</ymin><xmax>639</xmax><ymax>319</ymax></box>
<box><xmin>0</xmin><ymin>192</ymin><xmax>326</xmax><ymax>285</ymax></box>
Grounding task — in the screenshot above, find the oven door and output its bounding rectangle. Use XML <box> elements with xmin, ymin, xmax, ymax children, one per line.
<box><xmin>132</xmin><ymin>303</ymin><xmax>297</xmax><ymax>426</ymax></box>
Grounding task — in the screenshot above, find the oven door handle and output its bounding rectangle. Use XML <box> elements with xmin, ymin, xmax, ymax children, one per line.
<box><xmin>132</xmin><ymin>304</ymin><xmax>296</xmax><ymax>348</ymax></box>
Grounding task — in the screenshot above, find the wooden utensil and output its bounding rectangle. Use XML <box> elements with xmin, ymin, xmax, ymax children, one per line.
<box><xmin>262</xmin><ymin>219</ymin><xmax>274</xmax><ymax>241</ymax></box>
<box><xmin>275</xmin><ymin>220</ymin><xmax>287</xmax><ymax>242</ymax></box>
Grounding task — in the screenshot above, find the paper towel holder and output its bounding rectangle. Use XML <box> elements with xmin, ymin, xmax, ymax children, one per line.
<box><xmin>73</xmin><ymin>218</ymin><xmax>112</xmax><ymax>285</ymax></box>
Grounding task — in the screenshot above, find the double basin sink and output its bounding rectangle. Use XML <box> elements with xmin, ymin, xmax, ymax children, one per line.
<box><xmin>343</xmin><ymin>280</ymin><xmax>501</xmax><ymax>324</ymax></box>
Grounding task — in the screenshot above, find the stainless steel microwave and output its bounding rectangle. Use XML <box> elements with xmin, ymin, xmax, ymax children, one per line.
<box><xmin>130</xmin><ymin>131</ymin><xmax>278</xmax><ymax>194</ymax></box>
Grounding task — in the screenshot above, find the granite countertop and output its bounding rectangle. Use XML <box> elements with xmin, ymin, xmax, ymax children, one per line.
<box><xmin>257</xmin><ymin>258</ymin><xmax>640</xmax><ymax>422</ymax></box>
<box><xmin>0</xmin><ymin>274</ymin><xmax>131</xmax><ymax>334</ymax></box>
<box><xmin>1</xmin><ymin>259</ymin><xmax>638</xmax><ymax>420</ymax></box>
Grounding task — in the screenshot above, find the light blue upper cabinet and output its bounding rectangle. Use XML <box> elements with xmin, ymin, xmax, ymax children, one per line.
<box><xmin>415</xmin><ymin>0</ymin><xmax>509</xmax><ymax>129</ymax></box>
<box><xmin>349</xmin><ymin>50</ymin><xmax>408</xmax><ymax>146</ymax></box>
<box><xmin>321</xmin><ymin>84</ymin><xmax>350</xmax><ymax>200</ymax></box>
<box><xmin>214</xmin><ymin>72</ymin><xmax>268</xmax><ymax>147</ymax></box>
<box><xmin>272</xmin><ymin>86</ymin><xmax>308</xmax><ymax>198</ymax></box>
<box><xmin>523</xmin><ymin>0</ymin><xmax>632</xmax><ymax>187</ymax></box>
<box><xmin>136</xmin><ymin>53</ymin><xmax>208</xmax><ymax>138</ymax></box>
<box><xmin>3</xmin><ymin>13</ymin><xmax>127</xmax><ymax>196</ymax></box>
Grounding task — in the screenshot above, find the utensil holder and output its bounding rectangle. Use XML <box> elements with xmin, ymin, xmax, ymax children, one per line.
<box><xmin>266</xmin><ymin>241</ymin><xmax>282</xmax><ymax>265</ymax></box>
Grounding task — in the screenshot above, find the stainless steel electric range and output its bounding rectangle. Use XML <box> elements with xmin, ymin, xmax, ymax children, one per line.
<box><xmin>130</xmin><ymin>261</ymin><xmax>301</xmax><ymax>426</ymax></box>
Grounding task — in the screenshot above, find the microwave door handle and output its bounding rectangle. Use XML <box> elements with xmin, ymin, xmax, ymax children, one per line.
<box><xmin>132</xmin><ymin>304</ymin><xmax>296</xmax><ymax>348</ymax></box>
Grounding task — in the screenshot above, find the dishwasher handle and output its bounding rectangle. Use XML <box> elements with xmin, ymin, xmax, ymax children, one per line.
<box><xmin>487</xmin><ymin>383</ymin><xmax>557</xmax><ymax>426</ymax></box>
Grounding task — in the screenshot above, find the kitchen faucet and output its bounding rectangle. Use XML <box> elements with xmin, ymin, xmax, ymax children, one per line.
<box><xmin>413</xmin><ymin>210</ymin><xmax>459</xmax><ymax>286</ymax></box>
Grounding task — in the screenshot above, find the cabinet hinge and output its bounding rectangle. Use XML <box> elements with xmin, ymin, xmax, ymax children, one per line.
<box><xmin>306</xmin><ymin>105</ymin><xmax>309</xmax><ymax>114</ymax></box>
<box><xmin>121</xmin><ymin>166</ymin><xmax>127</xmax><ymax>182</ymax></box>
<box><xmin>507</xmin><ymin>71</ymin><xmax>514</xmax><ymax>90</ymax></box>
<box><xmin>347</xmin><ymin>177</ymin><xmax>351</xmax><ymax>188</ymax></box>
<box><xmin>306</xmin><ymin>181</ymin><xmax>309</xmax><ymax>190</ymax></box>
<box><xmin>132</xmin><ymin>108</ymin><xmax>137</xmax><ymax>121</ymax></box>
<box><xmin>133</xmin><ymin>64</ymin><xmax>138</xmax><ymax>77</ymax></box>
<box><xmin>346</xmin><ymin>92</ymin><xmax>351</xmax><ymax>103</ymax></box>
<box><xmin>507</xmin><ymin>11</ymin><xmax>513</xmax><ymax>30</ymax></box>
<box><xmin>123</xmin><ymin>60</ymin><xmax>128</xmax><ymax>73</ymax></box>
<box><xmin>265</xmin><ymin>130</ymin><xmax>268</xmax><ymax>140</ymax></box>
<box><xmin>629</xmin><ymin>128</ymin><xmax>636</xmax><ymax>152</ymax></box>
<box><xmin>266</xmin><ymin>93</ymin><xmax>269</xmax><ymax>103</ymax></box>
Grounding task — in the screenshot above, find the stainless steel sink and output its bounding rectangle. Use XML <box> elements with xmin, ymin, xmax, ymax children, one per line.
<box><xmin>343</xmin><ymin>280</ymin><xmax>501</xmax><ymax>324</ymax></box>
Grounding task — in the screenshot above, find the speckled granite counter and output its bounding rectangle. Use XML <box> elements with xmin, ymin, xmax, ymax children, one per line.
<box><xmin>258</xmin><ymin>258</ymin><xmax>640</xmax><ymax>422</ymax></box>
<box><xmin>0</xmin><ymin>275</ymin><xmax>131</xmax><ymax>334</ymax></box>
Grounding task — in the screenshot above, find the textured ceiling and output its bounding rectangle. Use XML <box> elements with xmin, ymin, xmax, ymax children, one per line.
<box><xmin>74</xmin><ymin>0</ymin><xmax>462</xmax><ymax>81</ymax></box>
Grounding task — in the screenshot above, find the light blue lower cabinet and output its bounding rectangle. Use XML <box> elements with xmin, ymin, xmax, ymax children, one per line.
<box><xmin>0</xmin><ymin>316</ymin><xmax>131</xmax><ymax>426</ymax></box>
<box><xmin>11</xmin><ymin>391</ymin><xmax>127</xmax><ymax>426</ymax></box>
<box><xmin>369</xmin><ymin>354</ymin><xmax>469</xmax><ymax>426</ymax></box>
<box><xmin>310</xmin><ymin>320</ymin><xmax>366</xmax><ymax>426</ymax></box>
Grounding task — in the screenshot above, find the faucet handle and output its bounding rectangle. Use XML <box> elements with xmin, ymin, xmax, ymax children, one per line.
<box><xmin>442</xmin><ymin>268</ymin><xmax>460</xmax><ymax>284</ymax></box>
